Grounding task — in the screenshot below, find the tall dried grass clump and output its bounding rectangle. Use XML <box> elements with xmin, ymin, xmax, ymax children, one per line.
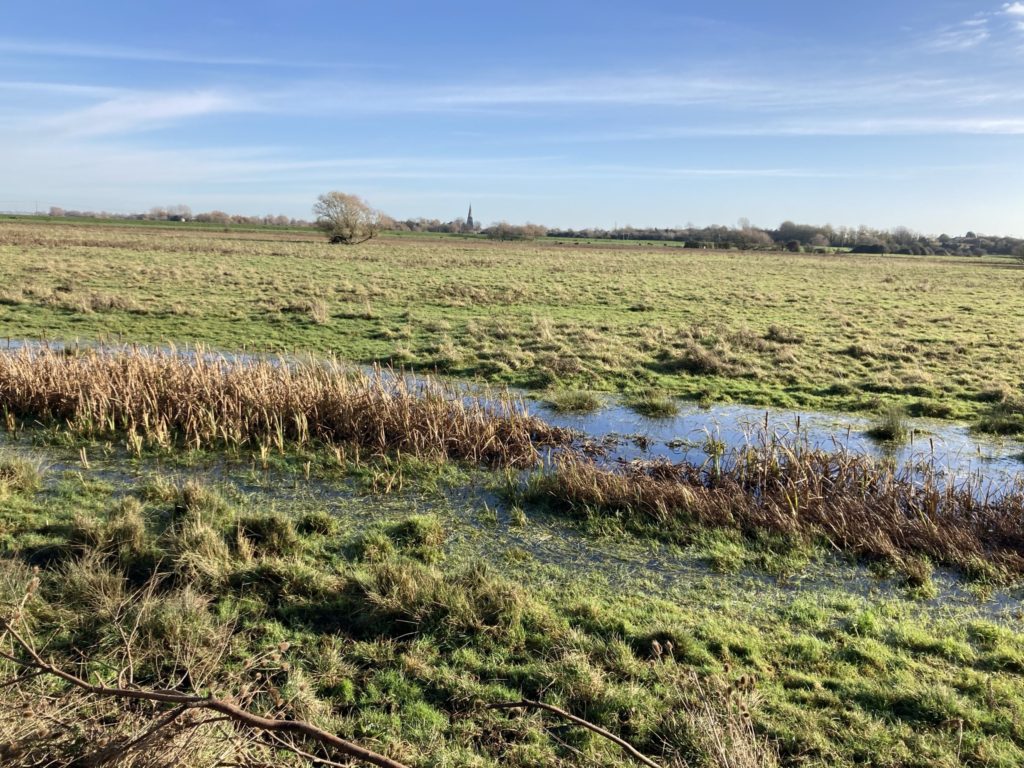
<box><xmin>657</xmin><ymin>672</ymin><xmax>779</xmax><ymax>768</ymax></box>
<box><xmin>537</xmin><ymin>442</ymin><xmax>1024</xmax><ymax>578</ymax></box>
<box><xmin>0</xmin><ymin>347</ymin><xmax>567</xmax><ymax>467</ymax></box>
<box><xmin>0</xmin><ymin>452</ymin><xmax>43</xmax><ymax>498</ymax></box>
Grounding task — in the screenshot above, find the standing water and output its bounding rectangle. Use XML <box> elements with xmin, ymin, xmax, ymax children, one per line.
<box><xmin>4</xmin><ymin>338</ymin><xmax>1022</xmax><ymax>493</ymax></box>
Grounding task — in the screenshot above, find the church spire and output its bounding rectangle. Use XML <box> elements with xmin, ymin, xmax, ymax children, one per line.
<box><xmin>466</xmin><ymin>204</ymin><xmax>474</xmax><ymax>230</ymax></box>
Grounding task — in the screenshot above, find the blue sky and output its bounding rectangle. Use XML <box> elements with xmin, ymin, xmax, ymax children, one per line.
<box><xmin>3</xmin><ymin>0</ymin><xmax>1024</xmax><ymax>234</ymax></box>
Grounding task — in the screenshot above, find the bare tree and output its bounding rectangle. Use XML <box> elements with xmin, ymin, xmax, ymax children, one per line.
<box><xmin>167</xmin><ymin>204</ymin><xmax>192</xmax><ymax>221</ymax></box>
<box><xmin>195</xmin><ymin>210</ymin><xmax>231</xmax><ymax>225</ymax></box>
<box><xmin>313</xmin><ymin>192</ymin><xmax>385</xmax><ymax>244</ymax></box>
<box><xmin>484</xmin><ymin>222</ymin><xmax>548</xmax><ymax>241</ymax></box>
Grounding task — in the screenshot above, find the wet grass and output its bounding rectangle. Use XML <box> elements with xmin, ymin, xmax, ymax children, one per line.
<box><xmin>1</xmin><ymin>347</ymin><xmax>1020</xmax><ymax>581</ymax></box>
<box><xmin>1</xmin><ymin>220</ymin><xmax>1022</xmax><ymax>434</ymax></box>
<box><xmin>2</xmin><ymin>445</ymin><xmax>1024</xmax><ymax>766</ymax></box>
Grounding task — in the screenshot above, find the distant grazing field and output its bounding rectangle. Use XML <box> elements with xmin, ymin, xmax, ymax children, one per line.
<box><xmin>1</xmin><ymin>219</ymin><xmax>1022</xmax><ymax>428</ymax></box>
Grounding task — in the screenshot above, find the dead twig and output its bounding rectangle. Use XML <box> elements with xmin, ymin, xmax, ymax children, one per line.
<box><xmin>78</xmin><ymin>703</ymin><xmax>193</xmax><ymax>767</ymax></box>
<box><xmin>487</xmin><ymin>698</ymin><xmax>665</xmax><ymax>768</ymax></box>
<box><xmin>261</xmin><ymin>732</ymin><xmax>355</xmax><ymax>767</ymax></box>
<box><xmin>0</xmin><ymin>617</ymin><xmax>410</xmax><ymax>768</ymax></box>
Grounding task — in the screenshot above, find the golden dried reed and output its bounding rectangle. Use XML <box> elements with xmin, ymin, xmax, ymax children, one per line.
<box><xmin>540</xmin><ymin>448</ymin><xmax>1024</xmax><ymax>577</ymax></box>
<box><xmin>0</xmin><ymin>347</ymin><xmax>567</xmax><ymax>467</ymax></box>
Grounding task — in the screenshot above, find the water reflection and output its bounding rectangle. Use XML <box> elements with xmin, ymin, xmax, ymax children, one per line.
<box><xmin>3</xmin><ymin>338</ymin><xmax>1021</xmax><ymax>493</ymax></box>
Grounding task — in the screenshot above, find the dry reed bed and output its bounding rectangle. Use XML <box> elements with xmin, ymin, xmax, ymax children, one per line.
<box><xmin>0</xmin><ymin>347</ymin><xmax>567</xmax><ymax>467</ymax></box>
<box><xmin>540</xmin><ymin>448</ymin><xmax>1024</xmax><ymax>578</ymax></box>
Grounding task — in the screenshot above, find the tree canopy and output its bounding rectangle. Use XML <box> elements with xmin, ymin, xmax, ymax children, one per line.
<box><xmin>313</xmin><ymin>192</ymin><xmax>385</xmax><ymax>245</ymax></box>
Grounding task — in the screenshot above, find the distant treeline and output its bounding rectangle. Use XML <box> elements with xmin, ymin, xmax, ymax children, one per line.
<box><xmin>387</xmin><ymin>216</ymin><xmax>1024</xmax><ymax>256</ymax></box>
<box><xmin>46</xmin><ymin>205</ymin><xmax>312</xmax><ymax>228</ymax></box>
<box><xmin>391</xmin><ymin>217</ymin><xmax>480</xmax><ymax>234</ymax></box>
<box><xmin>546</xmin><ymin>221</ymin><xmax>1024</xmax><ymax>258</ymax></box>
<box><xmin>40</xmin><ymin>206</ymin><xmax>1024</xmax><ymax>257</ymax></box>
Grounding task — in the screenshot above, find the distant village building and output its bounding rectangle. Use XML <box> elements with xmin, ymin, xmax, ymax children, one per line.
<box><xmin>466</xmin><ymin>204</ymin><xmax>475</xmax><ymax>231</ymax></box>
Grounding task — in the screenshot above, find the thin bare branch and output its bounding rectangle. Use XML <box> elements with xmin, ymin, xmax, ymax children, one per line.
<box><xmin>262</xmin><ymin>732</ymin><xmax>356</xmax><ymax>767</ymax></box>
<box><xmin>487</xmin><ymin>698</ymin><xmax>665</xmax><ymax>768</ymax></box>
<box><xmin>1</xmin><ymin>617</ymin><xmax>411</xmax><ymax>768</ymax></box>
<box><xmin>78</xmin><ymin>703</ymin><xmax>192</xmax><ymax>767</ymax></box>
<box><xmin>0</xmin><ymin>669</ymin><xmax>45</xmax><ymax>690</ymax></box>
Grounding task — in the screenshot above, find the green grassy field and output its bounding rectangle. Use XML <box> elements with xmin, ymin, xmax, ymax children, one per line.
<box><xmin>0</xmin><ymin>213</ymin><xmax>313</xmax><ymax>234</ymax></box>
<box><xmin>1</xmin><ymin>219</ymin><xmax>1022</xmax><ymax>431</ymax></box>
<box><xmin>2</xmin><ymin>218</ymin><xmax>1024</xmax><ymax>766</ymax></box>
<box><xmin>2</xmin><ymin>443</ymin><xmax>1024</xmax><ymax>767</ymax></box>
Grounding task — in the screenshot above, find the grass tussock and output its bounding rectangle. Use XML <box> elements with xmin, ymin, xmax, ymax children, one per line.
<box><xmin>626</xmin><ymin>389</ymin><xmax>680</xmax><ymax>419</ymax></box>
<box><xmin>974</xmin><ymin>393</ymin><xmax>1024</xmax><ymax>436</ymax></box>
<box><xmin>764</xmin><ymin>324</ymin><xmax>805</xmax><ymax>345</ymax></box>
<box><xmin>866</xmin><ymin>404</ymin><xmax>909</xmax><ymax>443</ymax></box>
<box><xmin>0</xmin><ymin>347</ymin><xmax>568</xmax><ymax>467</ymax></box>
<box><xmin>542</xmin><ymin>388</ymin><xmax>603</xmax><ymax>413</ymax></box>
<box><xmin>533</xmin><ymin>443</ymin><xmax>1024</xmax><ymax>580</ymax></box>
<box><xmin>667</xmin><ymin>672</ymin><xmax>780</xmax><ymax>768</ymax></box>
<box><xmin>664</xmin><ymin>340</ymin><xmax>733</xmax><ymax>376</ymax></box>
<box><xmin>0</xmin><ymin>453</ymin><xmax>43</xmax><ymax>498</ymax></box>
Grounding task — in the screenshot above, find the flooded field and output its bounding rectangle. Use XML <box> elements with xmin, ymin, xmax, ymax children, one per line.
<box><xmin>536</xmin><ymin>397</ymin><xmax>1024</xmax><ymax>491</ymax></box>
<box><xmin>5</xmin><ymin>338</ymin><xmax>1022</xmax><ymax>492</ymax></box>
<box><xmin>3</xmin><ymin>338</ymin><xmax>1024</xmax><ymax>766</ymax></box>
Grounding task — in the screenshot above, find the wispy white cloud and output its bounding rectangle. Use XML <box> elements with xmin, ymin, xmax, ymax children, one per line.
<box><xmin>406</xmin><ymin>75</ymin><xmax>777</xmax><ymax>109</ymax></box>
<box><xmin>0</xmin><ymin>137</ymin><xmax>880</xmax><ymax>198</ymax></box>
<box><xmin>38</xmin><ymin>89</ymin><xmax>256</xmax><ymax>137</ymax></box>
<box><xmin>757</xmin><ymin>116</ymin><xmax>1024</xmax><ymax>136</ymax></box>
<box><xmin>927</xmin><ymin>18</ymin><xmax>990</xmax><ymax>51</ymax></box>
<box><xmin>253</xmin><ymin>74</ymin><xmax>791</xmax><ymax>116</ymax></box>
<box><xmin>394</xmin><ymin>73</ymin><xmax>976</xmax><ymax>112</ymax></box>
<box><xmin>924</xmin><ymin>4</ymin><xmax>1024</xmax><ymax>50</ymax></box>
<box><xmin>547</xmin><ymin>116</ymin><xmax>1024</xmax><ymax>142</ymax></box>
<box><xmin>565</xmin><ymin>165</ymin><xmax>885</xmax><ymax>180</ymax></box>
<box><xmin>298</xmin><ymin>70</ymin><xmax>1024</xmax><ymax>119</ymax></box>
<box><xmin>0</xmin><ymin>38</ymin><xmax>321</xmax><ymax>67</ymax></box>
<box><xmin>0</xmin><ymin>80</ymin><xmax>125</xmax><ymax>98</ymax></box>
<box><xmin>7</xmin><ymin>53</ymin><xmax>1024</xmax><ymax>146</ymax></box>
<box><xmin>11</xmin><ymin>67</ymin><xmax>1024</xmax><ymax>142</ymax></box>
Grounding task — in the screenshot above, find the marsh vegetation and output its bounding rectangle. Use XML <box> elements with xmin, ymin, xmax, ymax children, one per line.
<box><xmin>2</xmin><ymin>431</ymin><xmax>1024</xmax><ymax>767</ymax></box>
<box><xmin>1</xmin><ymin>219</ymin><xmax>1023</xmax><ymax>767</ymax></box>
<box><xmin>1</xmin><ymin>220</ymin><xmax>1022</xmax><ymax>435</ymax></box>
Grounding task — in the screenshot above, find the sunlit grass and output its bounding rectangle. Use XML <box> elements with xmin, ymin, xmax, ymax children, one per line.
<box><xmin>1</xmin><ymin>220</ymin><xmax>1022</xmax><ymax>433</ymax></box>
<box><xmin>1</xmin><ymin>444</ymin><xmax>1023</xmax><ymax>767</ymax></box>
